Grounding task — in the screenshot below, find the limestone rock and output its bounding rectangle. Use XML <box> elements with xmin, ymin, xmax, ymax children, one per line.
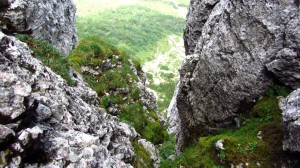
<box><xmin>170</xmin><ymin>0</ymin><xmax>300</xmax><ymax>151</ymax></box>
<box><xmin>280</xmin><ymin>89</ymin><xmax>300</xmax><ymax>152</ymax></box>
<box><xmin>0</xmin><ymin>0</ymin><xmax>77</xmax><ymax>54</ymax></box>
<box><xmin>215</xmin><ymin>139</ymin><xmax>225</xmax><ymax>151</ymax></box>
<box><xmin>0</xmin><ymin>33</ymin><xmax>136</xmax><ymax>167</ymax></box>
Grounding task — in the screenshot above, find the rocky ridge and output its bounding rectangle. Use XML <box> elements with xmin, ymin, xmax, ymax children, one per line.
<box><xmin>0</xmin><ymin>32</ymin><xmax>139</xmax><ymax>167</ymax></box>
<box><xmin>169</xmin><ymin>0</ymin><xmax>300</xmax><ymax>152</ymax></box>
<box><xmin>0</xmin><ymin>0</ymin><xmax>78</xmax><ymax>55</ymax></box>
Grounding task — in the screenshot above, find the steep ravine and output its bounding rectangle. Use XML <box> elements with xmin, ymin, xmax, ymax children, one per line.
<box><xmin>1</xmin><ymin>0</ymin><xmax>300</xmax><ymax>167</ymax></box>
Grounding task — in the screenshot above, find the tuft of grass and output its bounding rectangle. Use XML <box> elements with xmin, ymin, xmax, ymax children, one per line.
<box><xmin>16</xmin><ymin>34</ymin><xmax>76</xmax><ymax>86</ymax></box>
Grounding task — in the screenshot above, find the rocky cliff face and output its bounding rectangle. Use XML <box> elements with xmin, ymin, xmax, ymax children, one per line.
<box><xmin>0</xmin><ymin>0</ymin><xmax>77</xmax><ymax>55</ymax></box>
<box><xmin>170</xmin><ymin>0</ymin><xmax>300</xmax><ymax>151</ymax></box>
<box><xmin>0</xmin><ymin>32</ymin><xmax>138</xmax><ymax>167</ymax></box>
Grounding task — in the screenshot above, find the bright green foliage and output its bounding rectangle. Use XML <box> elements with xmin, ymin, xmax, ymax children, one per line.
<box><xmin>162</xmin><ymin>85</ymin><xmax>291</xmax><ymax>167</ymax></box>
<box><xmin>158</xmin><ymin>136</ymin><xmax>177</xmax><ymax>168</ymax></box>
<box><xmin>76</xmin><ymin>3</ymin><xmax>185</xmax><ymax>64</ymax></box>
<box><xmin>132</xmin><ymin>140</ymin><xmax>153</xmax><ymax>168</ymax></box>
<box><xmin>69</xmin><ymin>37</ymin><xmax>167</xmax><ymax>145</ymax></box>
<box><xmin>16</xmin><ymin>34</ymin><xmax>76</xmax><ymax>86</ymax></box>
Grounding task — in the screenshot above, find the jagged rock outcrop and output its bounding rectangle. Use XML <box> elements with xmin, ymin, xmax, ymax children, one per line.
<box><xmin>170</xmin><ymin>0</ymin><xmax>300</xmax><ymax>151</ymax></box>
<box><xmin>0</xmin><ymin>32</ymin><xmax>137</xmax><ymax>167</ymax></box>
<box><xmin>0</xmin><ymin>0</ymin><xmax>77</xmax><ymax>54</ymax></box>
<box><xmin>280</xmin><ymin>89</ymin><xmax>300</xmax><ymax>152</ymax></box>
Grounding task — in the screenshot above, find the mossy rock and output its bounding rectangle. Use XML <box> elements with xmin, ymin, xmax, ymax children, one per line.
<box><xmin>132</xmin><ymin>140</ymin><xmax>153</xmax><ymax>168</ymax></box>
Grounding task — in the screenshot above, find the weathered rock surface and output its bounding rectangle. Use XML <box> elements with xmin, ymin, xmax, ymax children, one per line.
<box><xmin>0</xmin><ymin>32</ymin><xmax>136</xmax><ymax>167</ymax></box>
<box><xmin>0</xmin><ymin>0</ymin><xmax>77</xmax><ymax>54</ymax></box>
<box><xmin>170</xmin><ymin>0</ymin><xmax>300</xmax><ymax>151</ymax></box>
<box><xmin>138</xmin><ymin>139</ymin><xmax>160</xmax><ymax>168</ymax></box>
<box><xmin>280</xmin><ymin>89</ymin><xmax>300</xmax><ymax>152</ymax></box>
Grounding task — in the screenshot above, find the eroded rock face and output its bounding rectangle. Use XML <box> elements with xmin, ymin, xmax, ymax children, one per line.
<box><xmin>0</xmin><ymin>0</ymin><xmax>77</xmax><ymax>55</ymax></box>
<box><xmin>0</xmin><ymin>32</ymin><xmax>136</xmax><ymax>167</ymax></box>
<box><xmin>170</xmin><ymin>0</ymin><xmax>300</xmax><ymax>151</ymax></box>
<box><xmin>280</xmin><ymin>89</ymin><xmax>300</xmax><ymax>152</ymax></box>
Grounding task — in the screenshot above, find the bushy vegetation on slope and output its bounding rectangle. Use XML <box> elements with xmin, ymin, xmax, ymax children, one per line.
<box><xmin>159</xmin><ymin>85</ymin><xmax>292</xmax><ymax>168</ymax></box>
<box><xmin>69</xmin><ymin>36</ymin><xmax>168</xmax><ymax>145</ymax></box>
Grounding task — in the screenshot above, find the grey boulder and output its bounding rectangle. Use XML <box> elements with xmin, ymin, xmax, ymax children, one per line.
<box><xmin>170</xmin><ymin>0</ymin><xmax>300</xmax><ymax>151</ymax></box>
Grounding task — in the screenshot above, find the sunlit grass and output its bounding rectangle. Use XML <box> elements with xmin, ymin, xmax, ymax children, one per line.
<box><xmin>76</xmin><ymin>4</ymin><xmax>185</xmax><ymax>64</ymax></box>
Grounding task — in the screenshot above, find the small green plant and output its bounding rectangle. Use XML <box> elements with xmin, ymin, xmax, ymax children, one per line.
<box><xmin>236</xmin><ymin>144</ymin><xmax>245</xmax><ymax>154</ymax></box>
<box><xmin>247</xmin><ymin>142</ymin><xmax>258</xmax><ymax>152</ymax></box>
<box><xmin>159</xmin><ymin>136</ymin><xmax>175</xmax><ymax>160</ymax></box>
